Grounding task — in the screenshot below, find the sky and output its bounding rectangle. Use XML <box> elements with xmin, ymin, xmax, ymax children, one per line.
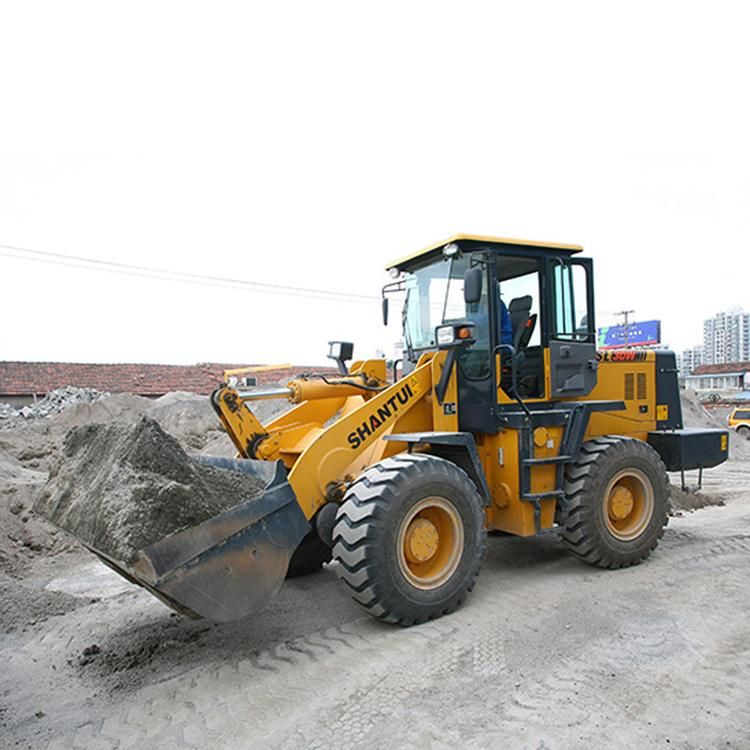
<box><xmin>1</xmin><ymin>1</ymin><xmax>748</xmax><ymax>366</ymax></box>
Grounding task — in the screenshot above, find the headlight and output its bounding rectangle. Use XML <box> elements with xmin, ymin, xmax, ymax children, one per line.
<box><xmin>435</xmin><ymin>323</ymin><xmax>474</xmax><ymax>349</ymax></box>
<box><xmin>436</xmin><ymin>326</ymin><xmax>456</xmax><ymax>346</ymax></box>
<box><xmin>327</xmin><ymin>341</ymin><xmax>354</xmax><ymax>361</ymax></box>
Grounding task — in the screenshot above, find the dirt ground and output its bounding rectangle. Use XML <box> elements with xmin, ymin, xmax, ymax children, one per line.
<box><xmin>1</xmin><ymin>391</ymin><xmax>749</xmax><ymax>748</ymax></box>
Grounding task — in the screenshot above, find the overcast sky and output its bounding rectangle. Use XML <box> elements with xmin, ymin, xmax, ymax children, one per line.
<box><xmin>1</xmin><ymin>2</ymin><xmax>748</xmax><ymax>366</ymax></box>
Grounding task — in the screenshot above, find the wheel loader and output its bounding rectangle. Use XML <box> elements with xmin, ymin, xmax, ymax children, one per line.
<box><xmin>47</xmin><ymin>235</ymin><xmax>730</xmax><ymax>625</ymax></box>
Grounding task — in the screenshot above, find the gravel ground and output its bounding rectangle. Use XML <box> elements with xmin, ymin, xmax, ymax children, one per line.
<box><xmin>1</xmin><ymin>456</ymin><xmax>748</xmax><ymax>749</ymax></box>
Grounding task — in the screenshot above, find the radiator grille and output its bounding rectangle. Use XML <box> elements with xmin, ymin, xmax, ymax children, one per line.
<box><xmin>624</xmin><ymin>373</ymin><xmax>634</xmax><ymax>400</ymax></box>
<box><xmin>637</xmin><ymin>372</ymin><xmax>647</xmax><ymax>400</ymax></box>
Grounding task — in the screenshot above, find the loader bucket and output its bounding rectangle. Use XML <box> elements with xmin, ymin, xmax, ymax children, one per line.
<box><xmin>88</xmin><ymin>457</ymin><xmax>312</xmax><ymax>622</ymax></box>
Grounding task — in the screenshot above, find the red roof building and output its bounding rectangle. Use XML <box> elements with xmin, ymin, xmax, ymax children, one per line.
<box><xmin>0</xmin><ymin>361</ymin><xmax>336</xmax><ymax>406</ymax></box>
<box><xmin>691</xmin><ymin>361</ymin><xmax>750</xmax><ymax>376</ymax></box>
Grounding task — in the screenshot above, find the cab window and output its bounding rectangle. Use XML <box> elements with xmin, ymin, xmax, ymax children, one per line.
<box><xmin>495</xmin><ymin>255</ymin><xmax>544</xmax><ymax>399</ymax></box>
<box><xmin>498</xmin><ymin>267</ymin><xmax>541</xmax><ymax>349</ymax></box>
<box><xmin>552</xmin><ymin>262</ymin><xmax>593</xmax><ymax>341</ymax></box>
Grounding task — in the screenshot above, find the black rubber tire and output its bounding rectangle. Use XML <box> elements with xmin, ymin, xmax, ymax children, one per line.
<box><xmin>332</xmin><ymin>454</ymin><xmax>485</xmax><ymax>625</ymax></box>
<box><xmin>559</xmin><ymin>436</ymin><xmax>669</xmax><ymax>569</ymax></box>
<box><xmin>286</xmin><ymin>530</ymin><xmax>332</xmax><ymax>579</ymax></box>
<box><xmin>738</xmin><ymin>425</ymin><xmax>750</xmax><ymax>440</ymax></box>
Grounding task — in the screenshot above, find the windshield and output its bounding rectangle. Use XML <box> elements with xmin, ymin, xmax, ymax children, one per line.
<box><xmin>401</xmin><ymin>252</ymin><xmax>491</xmax><ymax>379</ymax></box>
<box><xmin>403</xmin><ymin>254</ymin><xmax>472</xmax><ymax>349</ymax></box>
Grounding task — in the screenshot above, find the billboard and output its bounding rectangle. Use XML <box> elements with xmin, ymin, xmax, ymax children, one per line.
<box><xmin>597</xmin><ymin>320</ymin><xmax>661</xmax><ymax>349</ymax></box>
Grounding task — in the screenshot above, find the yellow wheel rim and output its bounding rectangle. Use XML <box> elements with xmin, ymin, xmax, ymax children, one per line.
<box><xmin>396</xmin><ymin>496</ymin><xmax>464</xmax><ymax>590</ymax></box>
<box><xmin>603</xmin><ymin>468</ymin><xmax>654</xmax><ymax>541</ymax></box>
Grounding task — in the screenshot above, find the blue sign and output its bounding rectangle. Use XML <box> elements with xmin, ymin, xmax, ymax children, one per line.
<box><xmin>597</xmin><ymin>320</ymin><xmax>661</xmax><ymax>349</ymax></box>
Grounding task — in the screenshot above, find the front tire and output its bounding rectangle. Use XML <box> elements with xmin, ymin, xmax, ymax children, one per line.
<box><xmin>333</xmin><ymin>454</ymin><xmax>485</xmax><ymax>625</ymax></box>
<box><xmin>559</xmin><ymin>437</ymin><xmax>669</xmax><ymax>569</ymax></box>
<box><xmin>738</xmin><ymin>425</ymin><xmax>750</xmax><ymax>440</ymax></box>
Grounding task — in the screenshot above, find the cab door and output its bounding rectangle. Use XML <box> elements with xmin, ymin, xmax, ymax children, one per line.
<box><xmin>546</xmin><ymin>258</ymin><xmax>598</xmax><ymax>398</ymax></box>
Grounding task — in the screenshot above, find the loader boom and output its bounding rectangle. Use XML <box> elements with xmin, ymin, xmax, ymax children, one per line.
<box><xmin>212</xmin><ymin>350</ymin><xmax>461</xmax><ymax>519</ymax></box>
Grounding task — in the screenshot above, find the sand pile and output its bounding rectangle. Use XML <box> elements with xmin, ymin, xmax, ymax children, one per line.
<box><xmin>146</xmin><ymin>392</ymin><xmax>224</xmax><ymax>451</ymax></box>
<box><xmin>669</xmin><ymin>483</ymin><xmax>728</xmax><ymax>513</ymax></box>
<box><xmin>0</xmin><ymin>446</ymin><xmax>65</xmax><ymax>575</ymax></box>
<box><xmin>680</xmin><ymin>389</ymin><xmax>724</xmax><ymax>429</ymax></box>
<box><xmin>34</xmin><ymin>417</ymin><xmax>267</xmax><ymax>566</ymax></box>
<box><xmin>0</xmin><ymin>389</ymin><xmax>291</xmax><ymax>575</ymax></box>
<box><xmin>729</xmin><ymin>433</ymin><xmax>750</xmax><ymax>461</ymax></box>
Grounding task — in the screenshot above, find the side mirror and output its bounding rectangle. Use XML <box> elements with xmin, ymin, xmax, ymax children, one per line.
<box><xmin>463</xmin><ymin>267</ymin><xmax>482</xmax><ymax>305</ymax></box>
<box><xmin>382</xmin><ymin>297</ymin><xmax>389</xmax><ymax>326</ymax></box>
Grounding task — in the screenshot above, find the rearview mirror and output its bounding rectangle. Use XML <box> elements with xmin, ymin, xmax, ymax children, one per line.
<box><xmin>463</xmin><ymin>267</ymin><xmax>482</xmax><ymax>305</ymax></box>
<box><xmin>382</xmin><ymin>297</ymin><xmax>389</xmax><ymax>326</ymax></box>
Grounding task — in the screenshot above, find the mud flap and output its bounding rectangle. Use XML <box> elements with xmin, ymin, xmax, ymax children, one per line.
<box><xmin>92</xmin><ymin>458</ymin><xmax>311</xmax><ymax>622</ymax></box>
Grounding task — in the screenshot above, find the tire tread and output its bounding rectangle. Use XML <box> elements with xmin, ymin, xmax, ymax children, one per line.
<box><xmin>559</xmin><ymin>436</ymin><xmax>669</xmax><ymax>569</ymax></box>
<box><xmin>333</xmin><ymin>453</ymin><xmax>485</xmax><ymax>625</ymax></box>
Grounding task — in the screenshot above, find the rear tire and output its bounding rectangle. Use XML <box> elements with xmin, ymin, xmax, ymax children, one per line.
<box><xmin>559</xmin><ymin>437</ymin><xmax>669</xmax><ymax>569</ymax></box>
<box><xmin>333</xmin><ymin>454</ymin><xmax>485</xmax><ymax>625</ymax></box>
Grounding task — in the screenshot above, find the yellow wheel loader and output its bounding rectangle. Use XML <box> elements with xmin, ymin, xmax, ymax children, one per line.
<box><xmin>58</xmin><ymin>235</ymin><xmax>730</xmax><ymax>625</ymax></box>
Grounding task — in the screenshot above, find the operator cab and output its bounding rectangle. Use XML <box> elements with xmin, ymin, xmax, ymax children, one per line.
<box><xmin>384</xmin><ymin>234</ymin><xmax>598</xmax><ymax>433</ymax></box>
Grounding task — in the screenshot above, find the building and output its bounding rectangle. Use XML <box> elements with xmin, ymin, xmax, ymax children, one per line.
<box><xmin>685</xmin><ymin>361</ymin><xmax>750</xmax><ymax>393</ymax></box>
<box><xmin>678</xmin><ymin>345</ymin><xmax>703</xmax><ymax>378</ymax></box>
<box><xmin>703</xmin><ymin>308</ymin><xmax>750</xmax><ymax>365</ymax></box>
<box><xmin>0</xmin><ymin>361</ymin><xmax>335</xmax><ymax>408</ymax></box>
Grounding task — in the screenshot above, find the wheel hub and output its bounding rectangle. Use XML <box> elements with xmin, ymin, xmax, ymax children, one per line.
<box><xmin>602</xmin><ymin>469</ymin><xmax>655</xmax><ymax>541</ymax></box>
<box><xmin>396</xmin><ymin>496</ymin><xmax>465</xmax><ymax>590</ymax></box>
<box><xmin>608</xmin><ymin>485</ymin><xmax>635</xmax><ymax>520</ymax></box>
<box><xmin>405</xmin><ymin>518</ymin><xmax>439</xmax><ymax>563</ymax></box>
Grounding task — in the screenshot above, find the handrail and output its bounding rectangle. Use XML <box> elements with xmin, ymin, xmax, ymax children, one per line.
<box><xmin>493</xmin><ymin>343</ymin><xmax>532</xmax><ymax>424</ymax></box>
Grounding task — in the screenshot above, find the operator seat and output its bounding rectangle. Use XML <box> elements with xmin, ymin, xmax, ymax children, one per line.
<box><xmin>502</xmin><ymin>296</ymin><xmax>539</xmax><ymax>398</ymax></box>
<box><xmin>517</xmin><ymin>313</ymin><xmax>538</xmax><ymax>352</ymax></box>
<box><xmin>508</xmin><ymin>296</ymin><xmax>533</xmax><ymax>351</ymax></box>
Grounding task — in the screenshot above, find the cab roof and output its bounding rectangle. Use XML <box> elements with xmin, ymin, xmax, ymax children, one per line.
<box><xmin>385</xmin><ymin>233</ymin><xmax>583</xmax><ymax>271</ymax></box>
